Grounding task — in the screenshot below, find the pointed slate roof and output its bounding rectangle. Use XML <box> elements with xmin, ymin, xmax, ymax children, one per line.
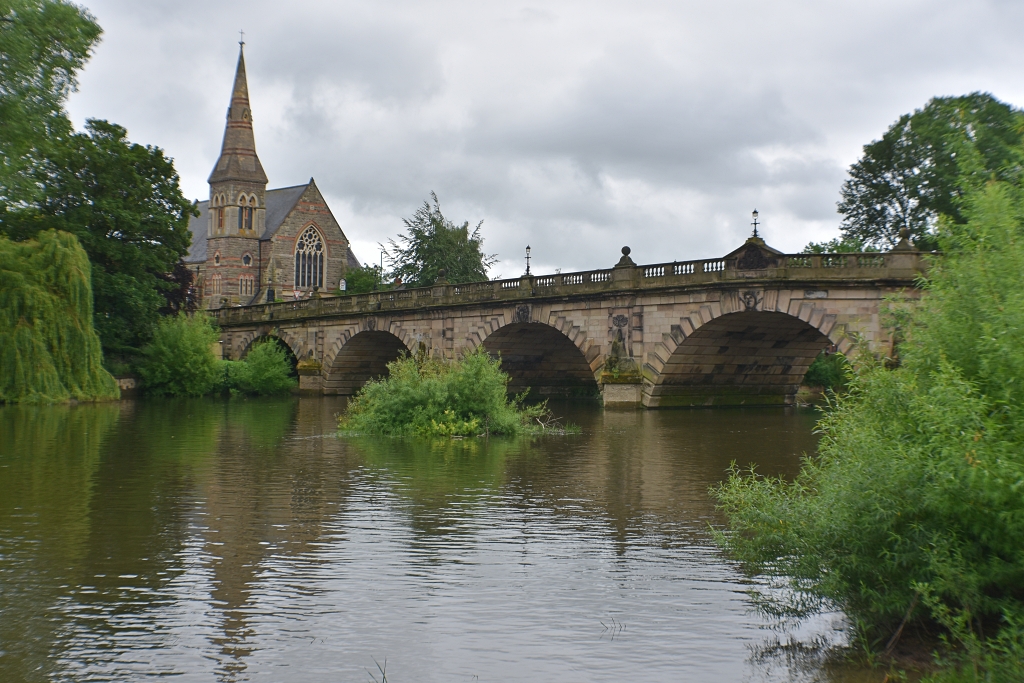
<box><xmin>208</xmin><ymin>46</ymin><xmax>268</xmax><ymax>185</ymax></box>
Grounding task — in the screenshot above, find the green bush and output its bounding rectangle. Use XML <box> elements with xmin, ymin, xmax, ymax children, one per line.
<box><xmin>137</xmin><ymin>313</ymin><xmax>220</xmax><ymax>396</ymax></box>
<box><xmin>802</xmin><ymin>351</ymin><xmax>849</xmax><ymax>390</ymax></box>
<box><xmin>714</xmin><ymin>182</ymin><xmax>1024</xmax><ymax>675</ymax></box>
<box><xmin>228</xmin><ymin>341</ymin><xmax>296</xmax><ymax>396</ymax></box>
<box><xmin>0</xmin><ymin>230</ymin><xmax>118</xmax><ymax>403</ymax></box>
<box><xmin>339</xmin><ymin>348</ymin><xmax>549</xmax><ymax>436</ymax></box>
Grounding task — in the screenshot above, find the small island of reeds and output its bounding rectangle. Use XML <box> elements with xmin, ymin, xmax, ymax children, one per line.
<box><xmin>338</xmin><ymin>349</ymin><xmax>578</xmax><ymax>437</ymax></box>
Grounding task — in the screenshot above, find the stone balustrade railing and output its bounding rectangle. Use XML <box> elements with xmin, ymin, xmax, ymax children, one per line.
<box><xmin>211</xmin><ymin>249</ymin><xmax>926</xmax><ymax>327</ymax></box>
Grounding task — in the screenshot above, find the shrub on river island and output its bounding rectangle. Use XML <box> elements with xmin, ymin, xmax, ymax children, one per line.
<box><xmin>338</xmin><ymin>348</ymin><xmax>569</xmax><ymax>436</ymax></box>
<box><xmin>0</xmin><ymin>230</ymin><xmax>119</xmax><ymax>403</ymax></box>
<box><xmin>714</xmin><ymin>182</ymin><xmax>1024</xmax><ymax>679</ymax></box>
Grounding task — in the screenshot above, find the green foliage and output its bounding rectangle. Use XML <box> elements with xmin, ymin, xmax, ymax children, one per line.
<box><xmin>385</xmin><ymin>192</ymin><xmax>497</xmax><ymax>287</ymax></box>
<box><xmin>137</xmin><ymin>313</ymin><xmax>220</xmax><ymax>397</ymax></box>
<box><xmin>340</xmin><ymin>348</ymin><xmax>547</xmax><ymax>436</ymax></box>
<box><xmin>802</xmin><ymin>352</ymin><xmax>848</xmax><ymax>390</ymax></box>
<box><xmin>342</xmin><ymin>263</ymin><xmax>383</xmax><ymax>294</ymax></box>
<box><xmin>0</xmin><ymin>0</ymin><xmax>101</xmax><ymax>206</ymax></box>
<box><xmin>801</xmin><ymin>236</ymin><xmax>880</xmax><ymax>254</ymax></box>
<box><xmin>228</xmin><ymin>340</ymin><xmax>297</xmax><ymax>396</ymax></box>
<box><xmin>714</xmin><ymin>182</ymin><xmax>1024</xmax><ymax>675</ymax></box>
<box><xmin>2</xmin><ymin>120</ymin><xmax>196</xmax><ymax>356</ymax></box>
<box><xmin>837</xmin><ymin>93</ymin><xmax>1024</xmax><ymax>251</ymax></box>
<box><xmin>138</xmin><ymin>319</ymin><xmax>297</xmax><ymax>397</ymax></box>
<box><xmin>0</xmin><ymin>230</ymin><xmax>119</xmax><ymax>402</ymax></box>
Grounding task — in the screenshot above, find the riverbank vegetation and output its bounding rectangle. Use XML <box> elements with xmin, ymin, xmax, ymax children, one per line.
<box><xmin>715</xmin><ymin>182</ymin><xmax>1024</xmax><ymax>680</ymax></box>
<box><xmin>0</xmin><ymin>2</ymin><xmax>196</xmax><ymax>365</ymax></box>
<box><xmin>339</xmin><ymin>349</ymin><xmax>576</xmax><ymax>437</ymax></box>
<box><xmin>801</xmin><ymin>351</ymin><xmax>849</xmax><ymax>393</ymax></box>
<box><xmin>0</xmin><ymin>230</ymin><xmax>119</xmax><ymax>403</ymax></box>
<box><xmin>138</xmin><ymin>313</ymin><xmax>296</xmax><ymax>397</ymax></box>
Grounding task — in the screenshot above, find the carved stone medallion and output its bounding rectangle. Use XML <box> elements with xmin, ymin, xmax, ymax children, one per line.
<box><xmin>366</xmin><ymin>318</ymin><xmax>377</xmax><ymax>331</ymax></box>
<box><xmin>514</xmin><ymin>305</ymin><xmax>531</xmax><ymax>323</ymax></box>
<box><xmin>612</xmin><ymin>314</ymin><xmax>629</xmax><ymax>328</ymax></box>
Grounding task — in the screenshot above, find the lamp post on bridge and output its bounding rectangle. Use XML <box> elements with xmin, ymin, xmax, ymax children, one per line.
<box><xmin>525</xmin><ymin>245</ymin><xmax>531</xmax><ymax>276</ymax></box>
<box><xmin>751</xmin><ymin>209</ymin><xmax>760</xmax><ymax>239</ymax></box>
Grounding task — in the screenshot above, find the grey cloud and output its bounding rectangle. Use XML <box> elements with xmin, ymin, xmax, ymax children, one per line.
<box><xmin>66</xmin><ymin>0</ymin><xmax>1024</xmax><ymax>273</ymax></box>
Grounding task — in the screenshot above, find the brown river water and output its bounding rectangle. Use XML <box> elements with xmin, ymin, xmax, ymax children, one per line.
<box><xmin>0</xmin><ymin>398</ymin><xmax>885</xmax><ymax>682</ymax></box>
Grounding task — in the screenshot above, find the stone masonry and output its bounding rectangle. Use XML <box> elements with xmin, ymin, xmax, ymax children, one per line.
<box><xmin>211</xmin><ymin>238</ymin><xmax>926</xmax><ymax>408</ymax></box>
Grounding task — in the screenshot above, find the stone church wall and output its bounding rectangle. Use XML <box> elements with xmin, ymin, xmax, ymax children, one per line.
<box><xmin>267</xmin><ymin>183</ymin><xmax>350</xmax><ymax>296</ymax></box>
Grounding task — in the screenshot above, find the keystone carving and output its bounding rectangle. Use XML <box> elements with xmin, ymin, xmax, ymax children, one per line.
<box><xmin>741</xmin><ymin>290</ymin><xmax>763</xmax><ymax>311</ymax></box>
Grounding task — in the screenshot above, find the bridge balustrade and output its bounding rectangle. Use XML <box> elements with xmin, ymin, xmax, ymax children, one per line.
<box><xmin>210</xmin><ymin>249</ymin><xmax>924</xmax><ymax>326</ymax></box>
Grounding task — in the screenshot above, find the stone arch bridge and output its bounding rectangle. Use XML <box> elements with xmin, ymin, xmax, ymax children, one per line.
<box><xmin>212</xmin><ymin>239</ymin><xmax>926</xmax><ymax>407</ymax></box>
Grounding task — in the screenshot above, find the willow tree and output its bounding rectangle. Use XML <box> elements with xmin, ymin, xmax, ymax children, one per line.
<box><xmin>0</xmin><ymin>230</ymin><xmax>119</xmax><ymax>402</ymax></box>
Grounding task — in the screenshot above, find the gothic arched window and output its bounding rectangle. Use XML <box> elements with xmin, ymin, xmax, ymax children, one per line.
<box><xmin>237</xmin><ymin>195</ymin><xmax>254</xmax><ymax>231</ymax></box>
<box><xmin>294</xmin><ymin>225</ymin><xmax>324</xmax><ymax>289</ymax></box>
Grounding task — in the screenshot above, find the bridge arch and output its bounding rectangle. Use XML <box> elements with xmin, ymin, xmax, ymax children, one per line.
<box><xmin>323</xmin><ymin>329</ymin><xmax>410</xmax><ymax>395</ymax></box>
<box><xmin>235</xmin><ymin>329</ymin><xmax>304</xmax><ymax>364</ymax></box>
<box><xmin>644</xmin><ymin>309</ymin><xmax>841</xmax><ymax>407</ymax></box>
<box><xmin>479</xmin><ymin>321</ymin><xmax>601</xmax><ymax>398</ymax></box>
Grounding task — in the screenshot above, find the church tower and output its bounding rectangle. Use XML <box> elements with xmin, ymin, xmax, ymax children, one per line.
<box><xmin>206</xmin><ymin>43</ymin><xmax>267</xmax><ymax>304</ymax></box>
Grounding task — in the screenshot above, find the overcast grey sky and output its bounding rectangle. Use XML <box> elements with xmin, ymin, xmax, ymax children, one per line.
<box><xmin>65</xmin><ymin>0</ymin><xmax>1024</xmax><ymax>275</ymax></box>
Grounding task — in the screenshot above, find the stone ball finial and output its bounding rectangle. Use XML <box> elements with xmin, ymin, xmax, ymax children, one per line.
<box><xmin>621</xmin><ymin>246</ymin><xmax>631</xmax><ymax>256</ymax></box>
<box><xmin>899</xmin><ymin>228</ymin><xmax>909</xmax><ymax>240</ymax></box>
<box><xmin>438</xmin><ymin>268</ymin><xmax>447</xmax><ymax>278</ymax></box>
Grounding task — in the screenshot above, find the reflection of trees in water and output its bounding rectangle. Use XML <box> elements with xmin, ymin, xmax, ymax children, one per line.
<box><xmin>0</xmin><ymin>396</ymin><xmax>821</xmax><ymax>680</ymax></box>
<box><xmin>343</xmin><ymin>406</ymin><xmax>818</xmax><ymax>558</ymax></box>
<box><xmin>196</xmin><ymin>396</ymin><xmax>362</xmax><ymax>679</ymax></box>
<box><xmin>0</xmin><ymin>402</ymin><xmax>120</xmax><ymax>682</ymax></box>
<box><xmin>346</xmin><ymin>436</ymin><xmax>522</xmax><ymax>542</ymax></box>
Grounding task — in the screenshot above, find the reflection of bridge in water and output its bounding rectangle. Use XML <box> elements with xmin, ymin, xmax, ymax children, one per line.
<box><xmin>212</xmin><ymin>238</ymin><xmax>926</xmax><ymax>407</ymax></box>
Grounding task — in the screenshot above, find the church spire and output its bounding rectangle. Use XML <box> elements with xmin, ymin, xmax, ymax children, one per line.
<box><xmin>208</xmin><ymin>44</ymin><xmax>268</xmax><ymax>185</ymax></box>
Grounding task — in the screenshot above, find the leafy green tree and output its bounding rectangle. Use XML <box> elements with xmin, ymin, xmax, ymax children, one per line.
<box><xmin>837</xmin><ymin>93</ymin><xmax>1024</xmax><ymax>250</ymax></box>
<box><xmin>137</xmin><ymin>313</ymin><xmax>221</xmax><ymax>397</ymax></box>
<box><xmin>801</xmin><ymin>236</ymin><xmax>879</xmax><ymax>254</ymax></box>
<box><xmin>716</xmin><ymin>181</ymin><xmax>1024</xmax><ymax>676</ymax></box>
<box><xmin>384</xmin><ymin>192</ymin><xmax>496</xmax><ymax>287</ymax></box>
<box><xmin>0</xmin><ymin>0</ymin><xmax>101</xmax><ymax>206</ymax></box>
<box><xmin>3</xmin><ymin>120</ymin><xmax>196</xmax><ymax>356</ymax></box>
<box><xmin>342</xmin><ymin>263</ymin><xmax>383</xmax><ymax>294</ymax></box>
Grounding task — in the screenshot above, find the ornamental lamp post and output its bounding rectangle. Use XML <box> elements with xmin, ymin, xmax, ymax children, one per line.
<box><xmin>525</xmin><ymin>245</ymin><xmax>532</xmax><ymax>275</ymax></box>
<box><xmin>751</xmin><ymin>209</ymin><xmax>760</xmax><ymax>239</ymax></box>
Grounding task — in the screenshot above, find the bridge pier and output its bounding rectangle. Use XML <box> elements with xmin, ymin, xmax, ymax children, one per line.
<box><xmin>601</xmin><ymin>382</ymin><xmax>643</xmax><ymax>407</ymax></box>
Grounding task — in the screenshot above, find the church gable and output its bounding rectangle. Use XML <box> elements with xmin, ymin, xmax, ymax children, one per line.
<box><xmin>268</xmin><ymin>179</ymin><xmax>350</xmax><ymax>293</ymax></box>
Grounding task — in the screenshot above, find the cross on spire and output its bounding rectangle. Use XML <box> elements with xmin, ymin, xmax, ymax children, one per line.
<box><xmin>239</xmin><ymin>29</ymin><xmax>245</xmax><ymax>47</ymax></box>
